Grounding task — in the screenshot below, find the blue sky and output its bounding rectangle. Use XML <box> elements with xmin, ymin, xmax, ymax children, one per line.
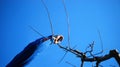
<box><xmin>0</xmin><ymin>0</ymin><xmax>120</xmax><ymax>67</ymax></box>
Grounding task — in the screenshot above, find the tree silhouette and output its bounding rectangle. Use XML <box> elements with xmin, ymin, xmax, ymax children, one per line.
<box><xmin>57</xmin><ymin>43</ymin><xmax>120</xmax><ymax>67</ymax></box>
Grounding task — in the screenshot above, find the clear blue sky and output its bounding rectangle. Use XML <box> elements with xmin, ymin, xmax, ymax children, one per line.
<box><xmin>0</xmin><ymin>0</ymin><xmax>120</xmax><ymax>67</ymax></box>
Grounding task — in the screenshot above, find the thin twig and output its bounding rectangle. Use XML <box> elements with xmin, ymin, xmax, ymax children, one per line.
<box><xmin>62</xmin><ymin>0</ymin><xmax>71</xmax><ymax>48</ymax></box>
<box><xmin>41</xmin><ymin>0</ymin><xmax>54</xmax><ymax>36</ymax></box>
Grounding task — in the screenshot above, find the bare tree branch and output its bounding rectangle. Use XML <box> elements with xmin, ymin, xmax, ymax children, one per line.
<box><xmin>57</xmin><ymin>44</ymin><xmax>120</xmax><ymax>67</ymax></box>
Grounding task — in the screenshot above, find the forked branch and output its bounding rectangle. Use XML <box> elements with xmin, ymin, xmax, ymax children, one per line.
<box><xmin>57</xmin><ymin>44</ymin><xmax>120</xmax><ymax>67</ymax></box>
